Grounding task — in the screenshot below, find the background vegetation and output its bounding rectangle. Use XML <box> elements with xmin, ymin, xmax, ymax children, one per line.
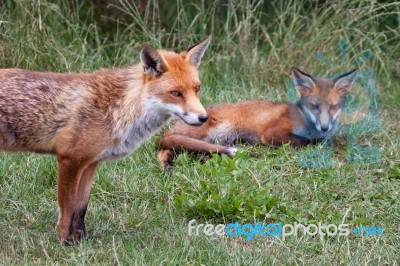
<box><xmin>0</xmin><ymin>0</ymin><xmax>399</xmax><ymax>264</ymax></box>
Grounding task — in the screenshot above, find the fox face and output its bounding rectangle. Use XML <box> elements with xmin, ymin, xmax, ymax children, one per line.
<box><xmin>140</xmin><ymin>36</ymin><xmax>211</xmax><ymax>126</ymax></box>
<box><xmin>292</xmin><ymin>68</ymin><xmax>358</xmax><ymax>132</ymax></box>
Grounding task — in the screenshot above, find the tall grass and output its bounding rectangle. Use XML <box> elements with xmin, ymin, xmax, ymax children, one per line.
<box><xmin>0</xmin><ymin>0</ymin><xmax>399</xmax><ymax>264</ymax></box>
<box><xmin>1</xmin><ymin>1</ymin><xmax>399</xmax><ymax>98</ymax></box>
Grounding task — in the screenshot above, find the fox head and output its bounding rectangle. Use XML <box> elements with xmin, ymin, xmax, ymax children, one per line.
<box><xmin>292</xmin><ymin>68</ymin><xmax>358</xmax><ymax>132</ymax></box>
<box><xmin>140</xmin><ymin>36</ymin><xmax>211</xmax><ymax>126</ymax></box>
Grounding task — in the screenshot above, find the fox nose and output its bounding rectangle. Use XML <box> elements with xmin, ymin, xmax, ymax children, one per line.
<box><xmin>198</xmin><ymin>114</ymin><xmax>208</xmax><ymax>123</ymax></box>
<box><xmin>321</xmin><ymin>125</ymin><xmax>329</xmax><ymax>132</ymax></box>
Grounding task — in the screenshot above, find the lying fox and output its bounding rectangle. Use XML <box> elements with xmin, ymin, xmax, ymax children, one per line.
<box><xmin>158</xmin><ymin>68</ymin><xmax>358</xmax><ymax>171</ymax></box>
<box><xmin>0</xmin><ymin>36</ymin><xmax>212</xmax><ymax>243</ymax></box>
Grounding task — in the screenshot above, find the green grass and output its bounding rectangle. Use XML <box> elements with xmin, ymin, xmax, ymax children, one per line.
<box><xmin>0</xmin><ymin>0</ymin><xmax>399</xmax><ymax>264</ymax></box>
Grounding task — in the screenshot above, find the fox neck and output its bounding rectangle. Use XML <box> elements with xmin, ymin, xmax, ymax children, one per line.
<box><xmin>291</xmin><ymin>101</ymin><xmax>339</xmax><ymax>141</ymax></box>
<box><xmin>98</xmin><ymin>65</ymin><xmax>171</xmax><ymax>161</ymax></box>
<box><xmin>114</xmin><ymin>64</ymin><xmax>171</xmax><ymax>129</ymax></box>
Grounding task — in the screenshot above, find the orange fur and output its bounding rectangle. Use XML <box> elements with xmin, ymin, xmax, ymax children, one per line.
<box><xmin>0</xmin><ymin>36</ymin><xmax>212</xmax><ymax>243</ymax></box>
<box><xmin>158</xmin><ymin>68</ymin><xmax>358</xmax><ymax>171</ymax></box>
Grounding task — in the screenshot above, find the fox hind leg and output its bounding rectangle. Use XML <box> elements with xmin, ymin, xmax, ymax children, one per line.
<box><xmin>158</xmin><ymin>134</ymin><xmax>238</xmax><ymax>171</ymax></box>
<box><xmin>158</xmin><ymin>149</ymin><xmax>175</xmax><ymax>172</ymax></box>
<box><xmin>0</xmin><ymin>119</ymin><xmax>16</xmax><ymax>147</ymax></box>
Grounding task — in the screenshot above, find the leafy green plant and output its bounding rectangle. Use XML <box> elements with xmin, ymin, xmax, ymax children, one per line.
<box><xmin>174</xmin><ymin>151</ymin><xmax>294</xmax><ymax>223</ymax></box>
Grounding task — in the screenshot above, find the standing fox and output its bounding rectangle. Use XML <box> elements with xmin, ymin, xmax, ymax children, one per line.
<box><xmin>0</xmin><ymin>36</ymin><xmax>211</xmax><ymax>243</ymax></box>
<box><xmin>158</xmin><ymin>68</ymin><xmax>358</xmax><ymax>171</ymax></box>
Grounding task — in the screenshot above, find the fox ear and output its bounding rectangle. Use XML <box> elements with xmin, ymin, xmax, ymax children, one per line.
<box><xmin>292</xmin><ymin>68</ymin><xmax>316</xmax><ymax>96</ymax></box>
<box><xmin>334</xmin><ymin>68</ymin><xmax>358</xmax><ymax>96</ymax></box>
<box><xmin>140</xmin><ymin>45</ymin><xmax>168</xmax><ymax>77</ymax></box>
<box><xmin>185</xmin><ymin>35</ymin><xmax>212</xmax><ymax>67</ymax></box>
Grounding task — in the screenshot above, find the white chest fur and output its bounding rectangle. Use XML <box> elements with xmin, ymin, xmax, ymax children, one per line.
<box><xmin>98</xmin><ymin>100</ymin><xmax>170</xmax><ymax>161</ymax></box>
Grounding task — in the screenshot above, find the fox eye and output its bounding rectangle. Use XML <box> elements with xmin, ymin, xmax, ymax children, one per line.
<box><xmin>330</xmin><ymin>104</ymin><xmax>339</xmax><ymax>110</ymax></box>
<box><xmin>170</xmin><ymin>91</ymin><xmax>182</xmax><ymax>97</ymax></box>
<box><xmin>311</xmin><ymin>103</ymin><xmax>320</xmax><ymax>110</ymax></box>
<box><xmin>195</xmin><ymin>85</ymin><xmax>201</xmax><ymax>93</ymax></box>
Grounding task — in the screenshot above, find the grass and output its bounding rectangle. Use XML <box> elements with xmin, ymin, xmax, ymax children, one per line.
<box><xmin>0</xmin><ymin>0</ymin><xmax>399</xmax><ymax>264</ymax></box>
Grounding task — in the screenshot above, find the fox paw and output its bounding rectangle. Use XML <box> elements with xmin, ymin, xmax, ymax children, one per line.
<box><xmin>62</xmin><ymin>230</ymin><xmax>91</xmax><ymax>246</ymax></box>
<box><xmin>227</xmin><ymin>147</ymin><xmax>239</xmax><ymax>157</ymax></box>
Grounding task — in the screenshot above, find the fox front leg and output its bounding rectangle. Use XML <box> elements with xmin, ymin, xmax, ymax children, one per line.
<box><xmin>56</xmin><ymin>156</ymin><xmax>92</xmax><ymax>244</ymax></box>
